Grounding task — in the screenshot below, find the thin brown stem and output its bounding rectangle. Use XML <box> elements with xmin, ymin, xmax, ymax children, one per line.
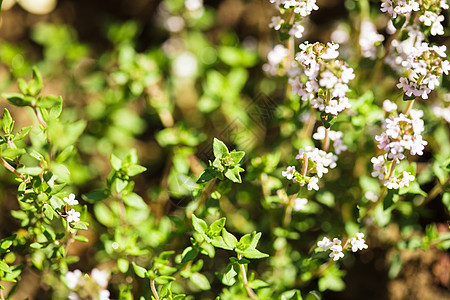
<box><xmin>0</xmin><ymin>157</ymin><xmax>26</xmax><ymax>179</ymax></box>
<box><xmin>0</xmin><ymin>288</ymin><xmax>5</xmax><ymax>300</ymax></box>
<box><xmin>150</xmin><ymin>278</ymin><xmax>160</xmax><ymax>300</ymax></box>
<box><xmin>238</xmin><ymin>254</ymin><xmax>259</xmax><ymax>300</ymax></box>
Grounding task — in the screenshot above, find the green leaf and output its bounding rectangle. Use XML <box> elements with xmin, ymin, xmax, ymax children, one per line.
<box><xmin>242</xmin><ymin>248</ymin><xmax>269</xmax><ymax>259</ymax></box>
<box><xmin>15</xmin><ymin>126</ymin><xmax>32</xmax><ymax>140</ymax></box>
<box><xmin>2</xmin><ymin>109</ymin><xmax>14</xmax><ymax>134</ymax></box>
<box><xmin>320</xmin><ymin>112</ymin><xmax>337</xmax><ymax>129</ymax></box>
<box><xmin>127</xmin><ymin>164</ymin><xmax>147</xmax><ymax>176</ymax></box>
<box><xmin>51</xmin><ymin>162</ymin><xmax>71</xmax><ymax>183</ymax></box>
<box><xmin>213</xmin><ymin>138</ymin><xmax>229</xmax><ymax>159</ymax></box>
<box><xmin>118</xmin><ymin>258</ymin><xmax>129</xmax><ymax>273</ymax></box>
<box><xmin>318</xmin><ymin>272</ymin><xmax>346</xmax><ymax>292</ymax></box>
<box><xmin>48</xmin><ymin>96</ymin><xmax>63</xmax><ymax>120</ymax></box>
<box><xmin>222</xmin><ymin>228</ymin><xmax>238</xmax><ymax>249</ymax></box>
<box><xmin>393</xmin><ymin>14</ymin><xmax>406</xmax><ymax>30</ymax></box>
<box><xmin>16</xmin><ymin>167</ymin><xmax>43</xmax><ymax>176</ymax></box>
<box><xmin>2</xmin><ymin>93</ymin><xmax>32</xmax><ymax>107</ymax></box>
<box><xmin>197</xmin><ymin>167</ymin><xmax>217</xmax><ymax>183</ymax></box>
<box><xmin>403</xmin><ymin>93</ymin><xmax>415</xmax><ymax>101</ymax></box>
<box><xmin>110</xmin><ymin>154</ymin><xmax>122</xmax><ymax>171</ymax></box>
<box><xmin>209</xmin><ymin>217</ymin><xmax>226</xmax><ymax>235</ymax></box>
<box><xmin>70</xmin><ymin>221</ymin><xmax>88</xmax><ymax>230</ymax></box>
<box><xmin>249</xmin><ymin>232</ymin><xmax>262</xmax><ymax>249</ymax></box>
<box><xmin>224</xmin><ymin>166</ymin><xmax>243</xmax><ymax>183</ymax></box>
<box><xmin>181</xmin><ymin>246</ymin><xmax>198</xmax><ymax>263</ymax></box>
<box><xmin>74</xmin><ymin>236</ymin><xmax>88</xmax><ymax>243</ymax></box>
<box><xmin>30</xmin><ymin>243</ymin><xmax>43</xmax><ymax>249</ymax></box>
<box><xmin>248</xmin><ymin>279</ymin><xmax>269</xmax><ymax>289</ymax></box>
<box><xmin>399</xmin><ymin>181</ymin><xmax>427</xmax><ymax>196</ymax></box>
<box><xmin>230</xmin><ymin>151</ymin><xmax>245</xmax><ymax>165</ymax></box>
<box><xmin>29</xmin><ymin>66</ymin><xmax>43</xmax><ymax>96</ymax></box>
<box><xmin>190</xmin><ymin>272</ymin><xmax>211</xmax><ymax>290</ymax></box>
<box><xmin>192</xmin><ymin>214</ymin><xmax>208</xmax><ymax>235</ymax></box>
<box><xmin>132</xmin><ymin>262</ymin><xmax>148</xmax><ymax>278</ymax></box>
<box><xmin>212</xmin><ymin>237</ymin><xmax>234</xmax><ymax>250</ymax></box>
<box><xmin>0</xmin><ymin>260</ymin><xmax>11</xmax><ymax>273</ymax></box>
<box><xmin>219</xmin><ymin>263</ymin><xmax>238</xmax><ymax>286</ymax></box>
<box><xmin>154</xmin><ymin>275</ymin><xmax>175</xmax><ymax>284</ymax></box>
<box><xmin>122</xmin><ymin>192</ymin><xmax>147</xmax><ymax>209</ymax></box>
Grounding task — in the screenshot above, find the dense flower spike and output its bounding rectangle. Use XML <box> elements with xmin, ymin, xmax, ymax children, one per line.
<box><xmin>371</xmin><ymin>108</ymin><xmax>425</xmax><ymax>189</ymax></box>
<box><xmin>397</xmin><ymin>43</ymin><xmax>450</xmax><ymax>99</ymax></box>
<box><xmin>381</xmin><ymin>0</ymin><xmax>448</xmax><ymax>36</ymax></box>
<box><xmin>289</xmin><ymin>42</ymin><xmax>354</xmax><ymax>115</ymax></box>
<box><xmin>375</xmin><ymin>109</ymin><xmax>427</xmax><ymax>160</ymax></box>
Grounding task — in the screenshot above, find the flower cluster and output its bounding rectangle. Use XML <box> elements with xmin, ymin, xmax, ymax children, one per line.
<box><xmin>63</xmin><ymin>193</ymin><xmax>80</xmax><ymax>223</ymax></box>
<box><xmin>313</xmin><ymin>126</ymin><xmax>347</xmax><ymax>154</ymax></box>
<box><xmin>380</xmin><ymin>0</ymin><xmax>419</xmax><ymax>18</ymax></box>
<box><xmin>371</xmin><ymin>104</ymin><xmax>425</xmax><ymax>189</ymax></box>
<box><xmin>282</xmin><ymin>146</ymin><xmax>337</xmax><ymax>191</ymax></box>
<box><xmin>289</xmin><ymin>42</ymin><xmax>354</xmax><ymax>115</ymax></box>
<box><xmin>397</xmin><ymin>43</ymin><xmax>450</xmax><ymax>99</ymax></box>
<box><xmin>65</xmin><ymin>268</ymin><xmax>110</xmax><ymax>300</ymax></box>
<box><xmin>359</xmin><ymin>20</ymin><xmax>384</xmax><ymax>59</ymax></box>
<box><xmin>375</xmin><ymin>108</ymin><xmax>427</xmax><ymax>160</ymax></box>
<box><xmin>317</xmin><ymin>233</ymin><xmax>368</xmax><ymax>261</ymax></box>
<box><xmin>263</xmin><ymin>44</ymin><xmax>289</xmax><ymax>76</ymax></box>
<box><xmin>381</xmin><ymin>0</ymin><xmax>448</xmax><ymax>36</ymax></box>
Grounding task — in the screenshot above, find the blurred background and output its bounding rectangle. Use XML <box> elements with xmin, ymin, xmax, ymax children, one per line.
<box><xmin>0</xmin><ymin>0</ymin><xmax>449</xmax><ymax>299</ymax></box>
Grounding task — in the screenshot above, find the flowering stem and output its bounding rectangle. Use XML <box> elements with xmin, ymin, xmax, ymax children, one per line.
<box><xmin>403</xmin><ymin>99</ymin><xmax>415</xmax><ymax>116</ymax></box>
<box><xmin>150</xmin><ymin>278</ymin><xmax>160</xmax><ymax>300</ymax></box>
<box><xmin>301</xmin><ymin>153</ymin><xmax>308</xmax><ymax>177</ymax></box>
<box><xmin>237</xmin><ymin>254</ymin><xmax>259</xmax><ymax>300</ymax></box>
<box><xmin>323</xmin><ymin>128</ymin><xmax>330</xmax><ymax>152</ymax></box>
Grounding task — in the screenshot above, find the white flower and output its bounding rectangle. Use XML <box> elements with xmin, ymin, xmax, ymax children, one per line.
<box><xmin>282</xmin><ymin>166</ymin><xmax>296</xmax><ymax>180</ymax></box>
<box><xmin>317</xmin><ymin>237</ymin><xmax>332</xmax><ymax>251</ymax></box>
<box><xmin>269</xmin><ymin>16</ymin><xmax>284</xmax><ymax>30</ymax></box>
<box><xmin>288</xmin><ymin>22</ymin><xmax>304</xmax><ymax>38</ymax></box>
<box><xmin>91</xmin><ymin>268</ymin><xmax>109</xmax><ymax>288</ymax></box>
<box><xmin>65</xmin><ymin>269</ymin><xmax>82</xmax><ymax>289</ymax></box>
<box><xmin>64</xmin><ymin>193</ymin><xmax>79</xmax><ymax>206</ymax></box>
<box><xmin>293</xmin><ymin>198</ymin><xmax>308</xmax><ymax>211</ymax></box>
<box><xmin>307</xmin><ymin>176</ymin><xmax>319</xmax><ymax>191</ymax></box>
<box><xmin>350</xmin><ymin>233</ymin><xmax>368</xmax><ymax>252</ymax></box>
<box><xmin>67</xmin><ymin>209</ymin><xmax>80</xmax><ymax>223</ymax></box>
<box><xmin>99</xmin><ymin>289</ymin><xmax>111</xmax><ymax>300</ymax></box>
<box><xmin>329</xmin><ymin>244</ymin><xmax>344</xmax><ymax>261</ymax></box>
<box><xmin>365</xmin><ymin>191</ymin><xmax>378</xmax><ymax>202</ymax></box>
<box><xmin>383</xmin><ymin>99</ymin><xmax>397</xmax><ymax>112</ymax></box>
